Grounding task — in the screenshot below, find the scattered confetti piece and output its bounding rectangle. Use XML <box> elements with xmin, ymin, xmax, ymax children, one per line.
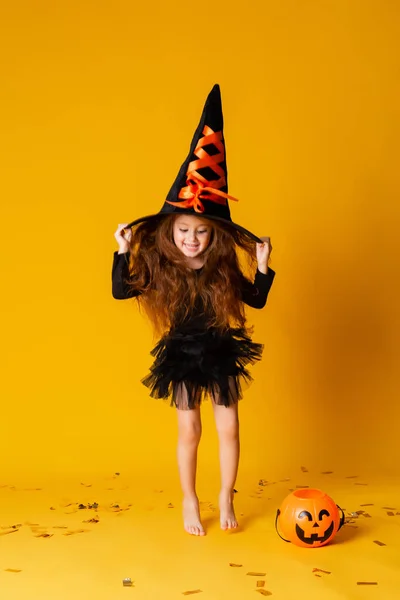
<box><xmin>49</xmin><ymin>507</ymin><xmax>56</xmax><ymax>511</ymax></box>
<box><xmin>314</xmin><ymin>574</ymin><xmax>322</xmax><ymax>578</ymax></box>
<box><xmin>355</xmin><ymin>483</ymin><xmax>368</xmax><ymax>486</ymax></box>
<box><xmin>279</xmin><ymin>478</ymin><xmax>291</xmax><ymax>482</ymax></box>
<box><xmin>229</xmin><ymin>563</ymin><xmax>243</xmax><ymax>567</ymax></box>
<box><xmin>182</xmin><ymin>590</ymin><xmax>202</xmax><ymax>596</ymax></box>
<box><xmin>83</xmin><ymin>517</ymin><xmax>99</xmax><ymax>523</ymax></box>
<box><xmin>301</xmin><ymin>466</ymin><xmax>308</xmax><ymax>473</ymax></box>
<box><xmin>363</xmin><ymin>513</ymin><xmax>372</xmax><ymax>518</ymax></box>
<box><xmin>382</xmin><ymin>507</ymin><xmax>396</xmax><ymax>510</ymax></box>
<box><xmin>387</xmin><ymin>511</ymin><xmax>395</xmax><ymax>516</ymax></box>
<box><xmin>373</xmin><ymin>540</ymin><xmax>386</xmax><ymax>546</ymax></box>
<box><xmin>357</xmin><ymin>582</ymin><xmax>377</xmax><ymax>586</ymax></box>
<box><xmin>115</xmin><ymin>472</ymin><xmax>120</xmax><ymax>476</ymax></box>
<box><xmin>52</xmin><ymin>526</ymin><xmax>68</xmax><ymax>529</ymax></box>
<box><xmin>80</xmin><ymin>483</ymin><xmax>92</xmax><ymax>487</ymax></box>
<box><xmin>296</xmin><ymin>485</ymin><xmax>309</xmax><ymax>488</ymax></box>
<box><xmin>122</xmin><ymin>578</ymin><xmax>134</xmax><ymax>587</ymax></box>
<box><xmin>0</xmin><ymin>529</ymin><xmax>19</xmax><ymax>536</ymax></box>
<box><xmin>255</xmin><ymin>590</ymin><xmax>272</xmax><ymax>596</ymax></box>
<box><xmin>257</xmin><ymin>580</ymin><xmax>265</xmax><ymax>587</ymax></box>
<box><xmin>247</xmin><ymin>572</ymin><xmax>267</xmax><ymax>577</ymax></box>
<box><xmin>34</xmin><ymin>533</ymin><xmax>53</xmax><ymax>538</ymax></box>
<box><xmin>63</xmin><ymin>529</ymin><xmax>90</xmax><ymax>536</ymax></box>
<box><xmin>345</xmin><ymin>475</ymin><xmax>358</xmax><ymax>479</ymax></box>
<box><xmin>360</xmin><ymin>503</ymin><xmax>374</xmax><ymax>507</ymax></box>
<box><xmin>259</xmin><ymin>480</ymin><xmax>268</xmax><ymax>486</ymax></box>
<box><xmin>4</xmin><ymin>569</ymin><xmax>22</xmax><ymax>573</ymax></box>
<box><xmin>168</xmin><ymin>503</ymin><xmax>175</xmax><ymax>509</ymax></box>
<box><xmin>312</xmin><ymin>569</ymin><xmax>331</xmax><ymax>575</ymax></box>
<box><xmin>233</xmin><ymin>489</ymin><xmax>238</xmax><ymax>494</ymax></box>
<box><xmin>321</xmin><ymin>471</ymin><xmax>333</xmax><ymax>475</ymax></box>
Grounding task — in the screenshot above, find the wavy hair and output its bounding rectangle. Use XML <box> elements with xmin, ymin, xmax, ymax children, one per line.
<box><xmin>126</xmin><ymin>214</ymin><xmax>258</xmax><ymax>338</ymax></box>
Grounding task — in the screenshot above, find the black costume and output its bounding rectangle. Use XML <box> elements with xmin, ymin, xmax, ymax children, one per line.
<box><xmin>114</xmin><ymin>84</ymin><xmax>276</xmax><ymax>408</ymax></box>
<box><xmin>112</xmin><ymin>251</ymin><xmax>275</xmax><ymax>409</ymax></box>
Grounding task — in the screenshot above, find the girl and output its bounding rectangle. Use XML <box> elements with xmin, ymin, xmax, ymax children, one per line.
<box><xmin>112</xmin><ymin>213</ymin><xmax>274</xmax><ymax>536</ymax></box>
<box><xmin>111</xmin><ymin>83</ymin><xmax>275</xmax><ymax>535</ymax></box>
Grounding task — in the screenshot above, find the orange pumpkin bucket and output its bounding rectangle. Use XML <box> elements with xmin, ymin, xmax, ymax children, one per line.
<box><xmin>275</xmin><ymin>488</ymin><xmax>345</xmax><ymax>548</ymax></box>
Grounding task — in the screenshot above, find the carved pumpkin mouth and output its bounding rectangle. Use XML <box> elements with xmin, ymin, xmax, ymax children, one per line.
<box><xmin>295</xmin><ymin>520</ymin><xmax>335</xmax><ymax>545</ymax></box>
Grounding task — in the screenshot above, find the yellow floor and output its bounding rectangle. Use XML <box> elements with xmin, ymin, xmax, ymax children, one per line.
<box><xmin>1</xmin><ymin>470</ymin><xmax>399</xmax><ymax>600</ymax></box>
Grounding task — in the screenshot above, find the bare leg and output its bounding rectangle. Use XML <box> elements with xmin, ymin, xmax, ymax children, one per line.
<box><xmin>211</xmin><ymin>379</ymin><xmax>240</xmax><ymax>530</ymax></box>
<box><xmin>175</xmin><ymin>384</ymin><xmax>205</xmax><ymax>536</ymax></box>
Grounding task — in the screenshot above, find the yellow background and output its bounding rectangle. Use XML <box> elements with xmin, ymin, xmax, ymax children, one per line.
<box><xmin>1</xmin><ymin>1</ymin><xmax>400</xmax><ymax>598</ymax></box>
<box><xmin>1</xmin><ymin>0</ymin><xmax>399</xmax><ymax>480</ymax></box>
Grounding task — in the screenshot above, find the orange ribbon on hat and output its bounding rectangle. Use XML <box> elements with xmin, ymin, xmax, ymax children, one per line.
<box><xmin>166</xmin><ymin>125</ymin><xmax>239</xmax><ymax>214</ymax></box>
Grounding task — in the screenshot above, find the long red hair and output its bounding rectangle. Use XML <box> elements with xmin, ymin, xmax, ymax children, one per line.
<box><xmin>126</xmin><ymin>214</ymin><xmax>258</xmax><ymax>337</ymax></box>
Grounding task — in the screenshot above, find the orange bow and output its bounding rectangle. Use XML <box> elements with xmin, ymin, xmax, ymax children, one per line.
<box><xmin>166</xmin><ymin>125</ymin><xmax>239</xmax><ymax>213</ymax></box>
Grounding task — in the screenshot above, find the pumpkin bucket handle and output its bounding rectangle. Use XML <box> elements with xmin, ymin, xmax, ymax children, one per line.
<box><xmin>337</xmin><ymin>504</ymin><xmax>346</xmax><ymax>530</ymax></box>
<box><xmin>275</xmin><ymin>509</ymin><xmax>291</xmax><ymax>543</ymax></box>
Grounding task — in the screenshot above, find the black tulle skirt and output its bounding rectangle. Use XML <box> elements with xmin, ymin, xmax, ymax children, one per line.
<box><xmin>141</xmin><ymin>325</ymin><xmax>263</xmax><ymax>410</ymax></box>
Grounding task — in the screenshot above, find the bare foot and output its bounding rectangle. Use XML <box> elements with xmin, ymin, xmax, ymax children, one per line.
<box><xmin>183</xmin><ymin>497</ymin><xmax>205</xmax><ymax>536</ymax></box>
<box><xmin>219</xmin><ymin>490</ymin><xmax>238</xmax><ymax>530</ymax></box>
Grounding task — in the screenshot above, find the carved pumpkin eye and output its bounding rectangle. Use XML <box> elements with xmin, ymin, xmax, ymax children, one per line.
<box><xmin>298</xmin><ymin>510</ymin><xmax>313</xmax><ymax>521</ymax></box>
<box><xmin>318</xmin><ymin>509</ymin><xmax>330</xmax><ymax>520</ymax></box>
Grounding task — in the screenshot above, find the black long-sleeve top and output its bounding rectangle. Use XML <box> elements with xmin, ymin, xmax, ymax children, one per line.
<box><xmin>112</xmin><ymin>251</ymin><xmax>275</xmax><ymax>310</ymax></box>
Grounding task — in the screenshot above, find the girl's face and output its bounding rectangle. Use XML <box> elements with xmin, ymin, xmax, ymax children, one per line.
<box><xmin>173</xmin><ymin>215</ymin><xmax>212</xmax><ymax>259</ymax></box>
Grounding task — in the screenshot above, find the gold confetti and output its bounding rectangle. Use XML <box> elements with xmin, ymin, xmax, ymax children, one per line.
<box><xmin>357</xmin><ymin>582</ymin><xmax>377</xmax><ymax>586</ymax></box>
<box><xmin>345</xmin><ymin>475</ymin><xmax>358</xmax><ymax>478</ymax></box>
<box><xmin>355</xmin><ymin>483</ymin><xmax>368</xmax><ymax>486</ymax></box>
<box><xmin>363</xmin><ymin>513</ymin><xmax>372</xmax><ymax>518</ymax></box>
<box><xmin>314</xmin><ymin>574</ymin><xmax>322</xmax><ymax>578</ymax></box>
<box><xmin>53</xmin><ymin>526</ymin><xmax>68</xmax><ymax>529</ymax></box>
<box><xmin>257</xmin><ymin>580</ymin><xmax>265</xmax><ymax>587</ymax></box>
<box><xmin>301</xmin><ymin>466</ymin><xmax>308</xmax><ymax>473</ymax></box>
<box><xmin>373</xmin><ymin>540</ymin><xmax>386</xmax><ymax>546</ymax></box>
<box><xmin>247</xmin><ymin>572</ymin><xmax>267</xmax><ymax>577</ymax></box>
<box><xmin>182</xmin><ymin>590</ymin><xmax>202</xmax><ymax>596</ymax></box>
<box><xmin>229</xmin><ymin>563</ymin><xmax>243</xmax><ymax>567</ymax></box>
<box><xmin>83</xmin><ymin>517</ymin><xmax>99</xmax><ymax>523</ymax></box>
<box><xmin>168</xmin><ymin>503</ymin><xmax>175</xmax><ymax>509</ymax></box>
<box><xmin>312</xmin><ymin>568</ymin><xmax>331</xmax><ymax>575</ymax></box>
<box><xmin>382</xmin><ymin>507</ymin><xmax>396</xmax><ymax>510</ymax></box>
<box><xmin>63</xmin><ymin>529</ymin><xmax>90</xmax><ymax>536</ymax></box>
<box><xmin>0</xmin><ymin>529</ymin><xmax>19</xmax><ymax>536</ymax></box>
<box><xmin>34</xmin><ymin>533</ymin><xmax>53</xmax><ymax>538</ymax></box>
<box><xmin>321</xmin><ymin>471</ymin><xmax>333</xmax><ymax>475</ymax></box>
<box><xmin>387</xmin><ymin>511</ymin><xmax>395</xmax><ymax>516</ymax></box>
<box><xmin>258</xmin><ymin>479</ymin><xmax>268</xmax><ymax>486</ymax></box>
<box><xmin>255</xmin><ymin>591</ymin><xmax>272</xmax><ymax>597</ymax></box>
<box><xmin>360</xmin><ymin>503</ymin><xmax>374</xmax><ymax>507</ymax></box>
<box><xmin>4</xmin><ymin>569</ymin><xmax>22</xmax><ymax>573</ymax></box>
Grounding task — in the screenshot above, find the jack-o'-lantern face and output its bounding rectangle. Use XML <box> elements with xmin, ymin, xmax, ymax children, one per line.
<box><xmin>295</xmin><ymin>508</ymin><xmax>334</xmax><ymax>545</ymax></box>
<box><xmin>276</xmin><ymin>488</ymin><xmax>344</xmax><ymax>548</ymax></box>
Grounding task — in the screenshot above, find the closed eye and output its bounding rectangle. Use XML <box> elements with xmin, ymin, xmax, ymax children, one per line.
<box><xmin>298</xmin><ymin>511</ymin><xmax>313</xmax><ymax>521</ymax></box>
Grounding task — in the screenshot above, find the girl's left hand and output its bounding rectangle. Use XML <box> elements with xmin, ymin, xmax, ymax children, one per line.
<box><xmin>256</xmin><ymin>236</ymin><xmax>272</xmax><ymax>266</ymax></box>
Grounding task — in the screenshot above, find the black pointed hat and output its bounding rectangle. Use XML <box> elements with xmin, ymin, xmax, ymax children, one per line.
<box><xmin>125</xmin><ymin>84</ymin><xmax>261</xmax><ymax>243</ymax></box>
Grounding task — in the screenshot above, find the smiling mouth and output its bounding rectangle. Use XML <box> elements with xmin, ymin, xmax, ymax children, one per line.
<box><xmin>295</xmin><ymin>521</ymin><xmax>335</xmax><ymax>545</ymax></box>
<box><xmin>184</xmin><ymin>244</ymin><xmax>200</xmax><ymax>250</ymax></box>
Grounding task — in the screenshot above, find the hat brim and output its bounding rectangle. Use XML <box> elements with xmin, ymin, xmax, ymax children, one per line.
<box><xmin>125</xmin><ymin>212</ymin><xmax>262</xmax><ymax>244</ymax></box>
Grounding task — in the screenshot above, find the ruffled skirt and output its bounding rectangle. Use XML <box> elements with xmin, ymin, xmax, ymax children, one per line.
<box><xmin>141</xmin><ymin>325</ymin><xmax>263</xmax><ymax>410</ymax></box>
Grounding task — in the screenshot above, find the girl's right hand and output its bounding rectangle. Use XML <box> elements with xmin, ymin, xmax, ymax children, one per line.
<box><xmin>114</xmin><ymin>223</ymin><xmax>132</xmax><ymax>253</ymax></box>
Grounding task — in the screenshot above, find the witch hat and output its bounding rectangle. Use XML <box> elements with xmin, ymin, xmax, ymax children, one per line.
<box><xmin>125</xmin><ymin>84</ymin><xmax>262</xmax><ymax>243</ymax></box>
